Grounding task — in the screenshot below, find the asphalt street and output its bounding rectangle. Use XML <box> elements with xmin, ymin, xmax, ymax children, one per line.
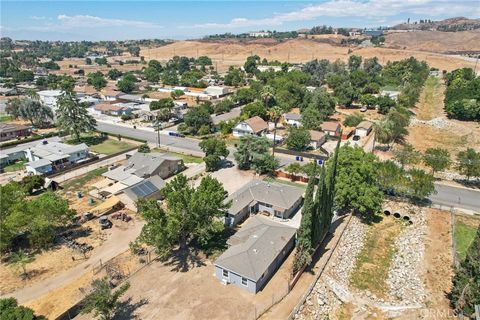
<box><xmin>97</xmin><ymin>122</ymin><xmax>480</xmax><ymax>213</ymax></box>
<box><xmin>429</xmin><ymin>183</ymin><xmax>480</xmax><ymax>213</ymax></box>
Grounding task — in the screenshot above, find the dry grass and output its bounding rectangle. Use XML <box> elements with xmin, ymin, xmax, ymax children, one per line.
<box><xmin>415</xmin><ymin>77</ymin><xmax>444</xmax><ymax>121</ymax></box>
<box><xmin>140</xmin><ymin>39</ymin><xmax>477</xmax><ymax>73</ymax></box>
<box><xmin>350</xmin><ymin>216</ymin><xmax>404</xmax><ymax>299</ymax></box>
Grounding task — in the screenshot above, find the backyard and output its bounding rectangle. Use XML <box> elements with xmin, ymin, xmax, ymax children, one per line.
<box><xmin>152</xmin><ymin>148</ymin><xmax>203</xmax><ymax>164</ymax></box>
<box><xmin>67</xmin><ymin>134</ymin><xmax>138</xmax><ymax>155</ymax></box>
<box><xmin>2</xmin><ymin>159</ymin><xmax>28</xmax><ymax>172</ymax></box>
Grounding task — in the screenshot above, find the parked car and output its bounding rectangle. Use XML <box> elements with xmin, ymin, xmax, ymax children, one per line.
<box><xmin>360</xmin><ymin>106</ymin><xmax>368</xmax><ymax>112</ymax></box>
<box><xmin>98</xmin><ymin>216</ymin><xmax>113</xmax><ymax>229</ymax></box>
<box><xmin>353</xmin><ymin>135</ymin><xmax>360</xmax><ymax>141</ymax></box>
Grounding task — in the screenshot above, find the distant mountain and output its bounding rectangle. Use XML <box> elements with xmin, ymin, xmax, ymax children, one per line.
<box><xmin>392</xmin><ymin>17</ymin><xmax>480</xmax><ymax>32</ymax></box>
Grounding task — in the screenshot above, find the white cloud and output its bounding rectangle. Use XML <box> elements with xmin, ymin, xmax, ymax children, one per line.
<box><xmin>30</xmin><ymin>16</ymin><xmax>47</xmax><ymax>21</ymax></box>
<box><xmin>56</xmin><ymin>15</ymin><xmax>161</xmax><ymax>28</ymax></box>
<box><xmin>189</xmin><ymin>0</ymin><xmax>480</xmax><ymax>29</ymax></box>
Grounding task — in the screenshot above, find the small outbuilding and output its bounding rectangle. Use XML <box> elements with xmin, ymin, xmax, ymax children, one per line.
<box><xmin>355</xmin><ymin>121</ymin><xmax>373</xmax><ymax>137</ymax></box>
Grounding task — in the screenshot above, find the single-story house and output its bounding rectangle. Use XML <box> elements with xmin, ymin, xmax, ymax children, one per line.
<box><xmin>309</xmin><ymin>130</ymin><xmax>327</xmax><ymax>149</ymax></box>
<box><xmin>284</xmin><ymin>113</ymin><xmax>302</xmax><ymax>127</ymax></box>
<box><xmin>21</xmin><ymin>140</ymin><xmax>89</xmax><ymax>174</ymax></box>
<box><xmin>0</xmin><ymin>123</ymin><xmax>32</xmax><ymax>142</ymax></box>
<box><xmin>215</xmin><ymin>216</ymin><xmax>296</xmax><ymax>293</ymax></box>
<box><xmin>232</xmin><ymin>116</ymin><xmax>268</xmax><ymax>138</ymax></box>
<box><xmin>93</xmin><ymin>103</ymin><xmax>133</xmax><ymax>116</ymax></box>
<box><xmin>204</xmin><ymin>86</ymin><xmax>230</xmax><ymax>98</ymax></box>
<box><xmin>120</xmin><ymin>175</ymin><xmax>166</xmax><ymax>210</ymax></box>
<box><xmin>224</xmin><ymin>180</ymin><xmax>304</xmax><ymax>227</ymax></box>
<box><xmin>100</xmin><ymin>88</ymin><xmax>124</xmax><ymax>101</ymax></box>
<box><xmin>380</xmin><ymin>90</ymin><xmax>400</xmax><ymax>101</ymax></box>
<box><xmin>104</xmin><ymin>152</ymin><xmax>184</xmax><ymax>181</ymax></box>
<box><xmin>320</xmin><ymin>121</ymin><xmax>341</xmax><ymax>137</ymax></box>
<box><xmin>26</xmin><ymin>158</ymin><xmax>53</xmax><ymax>175</ymax></box>
<box><xmin>355</xmin><ymin>121</ymin><xmax>373</xmax><ymax>137</ymax></box>
<box><xmin>38</xmin><ymin>90</ymin><xmax>62</xmax><ymax>112</ymax></box>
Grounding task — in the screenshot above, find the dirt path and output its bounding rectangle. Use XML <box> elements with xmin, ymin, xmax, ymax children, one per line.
<box><xmin>422</xmin><ymin>209</ymin><xmax>454</xmax><ymax>317</ymax></box>
<box><xmin>1</xmin><ymin>220</ymin><xmax>144</xmax><ymax>304</ymax></box>
<box><xmin>415</xmin><ymin>77</ymin><xmax>445</xmax><ymax>121</ymax></box>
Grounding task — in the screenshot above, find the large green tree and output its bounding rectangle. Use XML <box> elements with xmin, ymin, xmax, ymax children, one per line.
<box><xmin>422</xmin><ymin>147</ymin><xmax>451</xmax><ymax>174</ymax></box>
<box><xmin>457</xmin><ymin>148</ymin><xmax>480</xmax><ymax>181</ymax></box>
<box><xmin>87</xmin><ymin>71</ymin><xmax>107</xmax><ymax>91</ymax></box>
<box><xmin>81</xmin><ymin>278</ymin><xmax>130</xmax><ymax>320</ymax></box>
<box><xmin>334</xmin><ymin>145</ymin><xmax>383</xmax><ymax>216</ymax></box>
<box><xmin>450</xmin><ymin>227</ymin><xmax>480</xmax><ymax>316</ymax></box>
<box><xmin>136</xmin><ymin>175</ymin><xmax>229</xmax><ymax>255</ymax></box>
<box><xmin>199</xmin><ymin>138</ymin><xmax>229</xmax><ymax>172</ymax></box>
<box><xmin>394</xmin><ymin>143</ymin><xmax>420</xmax><ymax>169</ymax></box>
<box><xmin>0</xmin><ymin>298</ymin><xmax>46</xmax><ymax>320</ymax></box>
<box><xmin>286</xmin><ymin>127</ymin><xmax>311</xmax><ymax>151</ymax></box>
<box><xmin>234</xmin><ymin>135</ymin><xmax>277</xmax><ymax>174</ymax></box>
<box><xmin>56</xmin><ymin>92</ymin><xmax>96</xmax><ymax>142</ymax></box>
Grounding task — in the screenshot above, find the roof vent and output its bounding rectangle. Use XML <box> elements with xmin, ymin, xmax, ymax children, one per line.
<box><xmin>253</xmin><ymin>249</ymin><xmax>258</xmax><ymax>254</ymax></box>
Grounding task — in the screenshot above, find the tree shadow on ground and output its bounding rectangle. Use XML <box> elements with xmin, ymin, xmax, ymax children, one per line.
<box><xmin>453</xmin><ymin>178</ymin><xmax>480</xmax><ymax>190</ymax></box>
<box><xmin>163</xmin><ymin>246</ymin><xmax>206</xmax><ymax>273</ymax></box>
<box><xmin>114</xmin><ymin>297</ymin><xmax>148</xmax><ymax>320</ymax></box>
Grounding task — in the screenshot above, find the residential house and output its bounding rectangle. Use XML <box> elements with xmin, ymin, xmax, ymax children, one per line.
<box><xmin>119</xmin><ymin>175</ymin><xmax>166</xmax><ymax>211</ymax></box>
<box><xmin>0</xmin><ymin>123</ymin><xmax>32</xmax><ymax>142</ymax></box>
<box><xmin>225</xmin><ymin>180</ymin><xmax>304</xmax><ymax>227</ymax></box>
<box><xmin>24</xmin><ymin>140</ymin><xmax>89</xmax><ymax>175</ymax></box>
<box><xmin>100</xmin><ymin>88</ymin><xmax>123</xmax><ymax>101</ymax></box>
<box><xmin>204</xmin><ymin>86</ymin><xmax>230</xmax><ymax>98</ymax></box>
<box><xmin>284</xmin><ymin>113</ymin><xmax>302</xmax><ymax>127</ymax></box>
<box><xmin>320</xmin><ymin>121</ymin><xmax>341</xmax><ymax>137</ymax></box>
<box><xmin>214</xmin><ymin>216</ymin><xmax>296</xmax><ymax>293</ymax></box>
<box><xmin>380</xmin><ymin>90</ymin><xmax>400</xmax><ymax>101</ymax></box>
<box><xmin>257</xmin><ymin>65</ymin><xmax>282</xmax><ymax>72</ymax></box>
<box><xmin>355</xmin><ymin>121</ymin><xmax>373</xmax><ymax>137</ymax></box>
<box><xmin>232</xmin><ymin>116</ymin><xmax>268</xmax><ymax>138</ymax></box>
<box><xmin>309</xmin><ymin>130</ymin><xmax>327</xmax><ymax>149</ymax></box>
<box><xmin>249</xmin><ymin>31</ymin><xmax>272</xmax><ymax>37</ymax></box>
<box><xmin>93</xmin><ymin>103</ymin><xmax>133</xmax><ymax>116</ymax></box>
<box><xmin>38</xmin><ymin>90</ymin><xmax>62</xmax><ymax>113</ymax></box>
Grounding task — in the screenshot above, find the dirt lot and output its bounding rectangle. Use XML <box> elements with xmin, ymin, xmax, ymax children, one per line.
<box><xmin>422</xmin><ymin>208</ymin><xmax>454</xmax><ymax>317</ymax></box>
<box><xmin>0</xmin><ymin>219</ymin><xmax>105</xmax><ymax>295</ymax></box>
<box><xmin>140</xmin><ymin>39</ymin><xmax>477</xmax><ymax>73</ymax></box>
<box><xmin>105</xmin><ymin>243</ymin><xmax>293</xmax><ymax>320</ymax></box>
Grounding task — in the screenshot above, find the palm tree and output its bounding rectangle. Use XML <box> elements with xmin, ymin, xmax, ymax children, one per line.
<box><xmin>261</xmin><ymin>85</ymin><xmax>275</xmax><ymax>108</ymax></box>
<box><xmin>268</xmin><ymin>106</ymin><xmax>283</xmax><ymax>157</ymax></box>
<box><xmin>10</xmin><ymin>250</ymin><xmax>32</xmax><ymax>279</ymax></box>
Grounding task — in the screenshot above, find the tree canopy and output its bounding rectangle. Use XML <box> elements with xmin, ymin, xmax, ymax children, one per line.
<box><xmin>56</xmin><ymin>92</ymin><xmax>97</xmax><ymax>142</ymax></box>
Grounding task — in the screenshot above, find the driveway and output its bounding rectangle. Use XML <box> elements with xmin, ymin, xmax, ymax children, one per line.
<box><xmin>2</xmin><ymin>220</ymin><xmax>144</xmax><ymax>304</ymax></box>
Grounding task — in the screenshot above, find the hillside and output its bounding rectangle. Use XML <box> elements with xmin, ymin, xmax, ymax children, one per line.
<box><xmin>384</xmin><ymin>30</ymin><xmax>480</xmax><ymax>54</ymax></box>
<box><xmin>392</xmin><ymin>16</ymin><xmax>480</xmax><ymax>32</ymax></box>
<box><xmin>140</xmin><ymin>38</ymin><xmax>477</xmax><ymax>72</ymax></box>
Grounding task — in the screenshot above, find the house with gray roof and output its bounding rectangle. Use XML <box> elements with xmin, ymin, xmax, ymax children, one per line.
<box><xmin>225</xmin><ymin>180</ymin><xmax>304</xmax><ymax>227</ymax></box>
<box><xmin>122</xmin><ymin>175</ymin><xmax>166</xmax><ymax>202</ymax></box>
<box><xmin>215</xmin><ymin>216</ymin><xmax>296</xmax><ymax>293</ymax></box>
<box><xmin>123</xmin><ymin>152</ymin><xmax>184</xmax><ymax>179</ymax></box>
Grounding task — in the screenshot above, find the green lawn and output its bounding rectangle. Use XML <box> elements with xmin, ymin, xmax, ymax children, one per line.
<box><xmin>0</xmin><ymin>115</ymin><xmax>14</xmax><ymax>122</ymax></box>
<box><xmin>62</xmin><ymin>167</ymin><xmax>108</xmax><ymax>191</ymax></box>
<box><xmin>455</xmin><ymin>222</ymin><xmax>477</xmax><ymax>261</ymax></box>
<box><xmin>3</xmin><ymin>159</ymin><xmax>28</xmax><ymax>172</ymax></box>
<box><xmin>263</xmin><ymin>176</ymin><xmax>308</xmax><ymax>189</ymax></box>
<box><xmin>152</xmin><ymin>148</ymin><xmax>203</xmax><ymax>164</ymax></box>
<box><xmin>88</xmin><ymin>139</ymin><xmax>136</xmax><ymax>155</ymax></box>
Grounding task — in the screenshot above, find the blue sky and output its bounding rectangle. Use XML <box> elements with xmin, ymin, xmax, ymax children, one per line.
<box><xmin>1</xmin><ymin>1</ymin><xmax>479</xmax><ymax>41</ymax></box>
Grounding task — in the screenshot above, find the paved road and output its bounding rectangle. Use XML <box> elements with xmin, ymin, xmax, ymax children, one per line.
<box><xmin>96</xmin><ymin>121</ymin><xmax>297</xmax><ymax>167</ymax></box>
<box><xmin>429</xmin><ymin>183</ymin><xmax>480</xmax><ymax>213</ymax></box>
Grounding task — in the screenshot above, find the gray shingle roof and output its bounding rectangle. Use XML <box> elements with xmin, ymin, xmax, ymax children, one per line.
<box><xmin>215</xmin><ymin>216</ymin><xmax>296</xmax><ymax>281</ymax></box>
<box><xmin>125</xmin><ymin>152</ymin><xmax>180</xmax><ymax>178</ymax></box>
<box><xmin>27</xmin><ymin>158</ymin><xmax>52</xmax><ymax>169</ymax></box>
<box><xmin>226</xmin><ymin>180</ymin><xmax>304</xmax><ymax>216</ymax></box>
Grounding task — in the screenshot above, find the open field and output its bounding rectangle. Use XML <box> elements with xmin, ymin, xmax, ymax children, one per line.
<box><xmin>350</xmin><ymin>215</ymin><xmax>404</xmax><ymax>299</ymax></box>
<box><xmin>384</xmin><ymin>30</ymin><xmax>480</xmax><ymax>53</ymax></box>
<box><xmin>415</xmin><ymin>77</ymin><xmax>444</xmax><ymax>121</ymax></box>
<box><xmin>140</xmin><ymin>39</ymin><xmax>478</xmax><ymax>73</ymax></box>
<box><xmin>152</xmin><ymin>148</ymin><xmax>203</xmax><ymax>164</ymax></box>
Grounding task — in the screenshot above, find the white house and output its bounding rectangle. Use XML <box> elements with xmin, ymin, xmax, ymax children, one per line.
<box><xmin>284</xmin><ymin>113</ymin><xmax>302</xmax><ymax>127</ymax></box>
<box><xmin>38</xmin><ymin>90</ymin><xmax>62</xmax><ymax>112</ymax></box>
<box><xmin>232</xmin><ymin>116</ymin><xmax>268</xmax><ymax>138</ymax></box>
<box><xmin>100</xmin><ymin>88</ymin><xmax>123</xmax><ymax>101</ymax></box>
<box><xmin>380</xmin><ymin>90</ymin><xmax>401</xmax><ymax>101</ymax></box>
<box><xmin>204</xmin><ymin>86</ymin><xmax>229</xmax><ymax>98</ymax></box>
<box><xmin>257</xmin><ymin>65</ymin><xmax>282</xmax><ymax>72</ymax></box>
<box><xmin>355</xmin><ymin>121</ymin><xmax>373</xmax><ymax>137</ymax></box>
<box><xmin>26</xmin><ymin>158</ymin><xmax>53</xmax><ymax>175</ymax></box>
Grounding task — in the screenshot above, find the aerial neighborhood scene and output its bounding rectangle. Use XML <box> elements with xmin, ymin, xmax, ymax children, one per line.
<box><xmin>1</xmin><ymin>1</ymin><xmax>480</xmax><ymax>319</ymax></box>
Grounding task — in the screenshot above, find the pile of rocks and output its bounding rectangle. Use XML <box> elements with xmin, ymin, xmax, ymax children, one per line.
<box><xmin>386</xmin><ymin>208</ymin><xmax>427</xmax><ymax>305</ymax></box>
<box><xmin>295</xmin><ymin>216</ymin><xmax>368</xmax><ymax>319</ymax></box>
<box><xmin>410</xmin><ymin>117</ymin><xmax>452</xmax><ymax>129</ymax></box>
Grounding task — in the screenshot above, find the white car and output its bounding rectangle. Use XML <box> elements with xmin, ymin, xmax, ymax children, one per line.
<box><xmin>360</xmin><ymin>106</ymin><xmax>368</xmax><ymax>112</ymax></box>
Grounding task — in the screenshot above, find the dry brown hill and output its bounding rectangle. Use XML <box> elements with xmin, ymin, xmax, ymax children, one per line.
<box><xmin>384</xmin><ymin>30</ymin><xmax>480</xmax><ymax>54</ymax></box>
<box><xmin>393</xmin><ymin>16</ymin><xmax>480</xmax><ymax>31</ymax></box>
<box><xmin>141</xmin><ymin>38</ymin><xmax>477</xmax><ymax>72</ymax></box>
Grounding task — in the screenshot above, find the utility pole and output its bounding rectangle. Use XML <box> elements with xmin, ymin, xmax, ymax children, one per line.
<box><xmin>155</xmin><ymin>118</ymin><xmax>161</xmax><ymax>148</ymax></box>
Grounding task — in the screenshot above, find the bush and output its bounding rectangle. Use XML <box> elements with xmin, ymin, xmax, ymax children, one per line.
<box><xmin>343</xmin><ymin>113</ymin><xmax>364</xmax><ymax>127</ymax></box>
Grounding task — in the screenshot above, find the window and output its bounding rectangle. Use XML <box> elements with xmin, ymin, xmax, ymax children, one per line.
<box><xmin>241</xmin><ymin>277</ymin><xmax>248</xmax><ymax>286</ymax></box>
<box><xmin>222</xmin><ymin>269</ymin><xmax>228</xmax><ymax>278</ymax></box>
